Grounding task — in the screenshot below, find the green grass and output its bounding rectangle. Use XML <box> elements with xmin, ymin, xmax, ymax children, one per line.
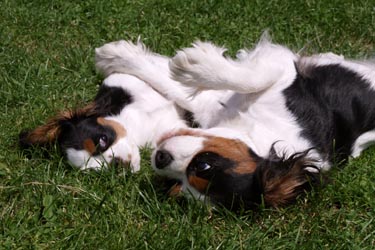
<box><xmin>1</xmin><ymin>0</ymin><xmax>375</xmax><ymax>249</ymax></box>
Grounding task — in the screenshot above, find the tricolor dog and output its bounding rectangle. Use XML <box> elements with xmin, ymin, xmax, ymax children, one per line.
<box><xmin>19</xmin><ymin>73</ymin><xmax>187</xmax><ymax>171</ymax></box>
<box><xmin>94</xmin><ymin>35</ymin><xmax>375</xmax><ymax>209</ymax></box>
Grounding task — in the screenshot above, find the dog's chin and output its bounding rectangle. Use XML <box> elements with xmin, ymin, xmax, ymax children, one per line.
<box><xmin>65</xmin><ymin>141</ymin><xmax>141</xmax><ymax>172</ymax></box>
<box><xmin>151</xmin><ymin>156</ymin><xmax>185</xmax><ymax>180</ymax></box>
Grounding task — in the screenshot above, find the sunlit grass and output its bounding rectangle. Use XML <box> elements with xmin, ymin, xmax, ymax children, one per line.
<box><xmin>1</xmin><ymin>0</ymin><xmax>374</xmax><ymax>249</ymax></box>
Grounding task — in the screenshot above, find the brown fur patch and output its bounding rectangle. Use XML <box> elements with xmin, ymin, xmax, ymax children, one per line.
<box><xmin>202</xmin><ymin>137</ymin><xmax>257</xmax><ymax>174</ymax></box>
<box><xmin>158</xmin><ymin>131</ymin><xmax>257</xmax><ymax>175</ymax></box>
<box><xmin>168</xmin><ymin>183</ymin><xmax>183</xmax><ymax>197</ymax></box>
<box><xmin>83</xmin><ymin>139</ymin><xmax>96</xmax><ymax>155</ymax></box>
<box><xmin>21</xmin><ymin>103</ymin><xmax>96</xmax><ymax>146</ymax></box>
<box><xmin>262</xmin><ymin>161</ymin><xmax>311</xmax><ymax>207</ymax></box>
<box><xmin>97</xmin><ymin>117</ymin><xmax>126</xmax><ymax>141</ymax></box>
<box><xmin>157</xmin><ymin>128</ymin><xmax>205</xmax><ymax>146</ymax></box>
<box><xmin>22</xmin><ymin>121</ymin><xmax>61</xmax><ymax>145</ymax></box>
<box><xmin>188</xmin><ymin>175</ymin><xmax>209</xmax><ymax>193</ymax></box>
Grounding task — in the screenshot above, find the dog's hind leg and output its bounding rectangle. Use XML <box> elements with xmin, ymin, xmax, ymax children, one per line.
<box><xmin>95</xmin><ymin>40</ymin><xmax>198</xmax><ymax>111</ymax></box>
<box><xmin>169</xmin><ymin>40</ymin><xmax>298</xmax><ymax>93</ymax></box>
<box><xmin>351</xmin><ymin>130</ymin><xmax>375</xmax><ymax>158</ymax></box>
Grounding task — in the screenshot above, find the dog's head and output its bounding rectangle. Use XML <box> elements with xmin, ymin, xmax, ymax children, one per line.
<box><xmin>19</xmin><ymin>74</ymin><xmax>140</xmax><ymax>171</ymax></box>
<box><xmin>152</xmin><ymin>129</ymin><xmax>321</xmax><ymax>210</ymax></box>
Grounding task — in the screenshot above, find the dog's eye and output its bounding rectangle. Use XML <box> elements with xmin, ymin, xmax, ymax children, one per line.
<box><xmin>196</xmin><ymin>162</ymin><xmax>211</xmax><ymax>172</ymax></box>
<box><xmin>98</xmin><ymin>135</ymin><xmax>108</xmax><ymax>150</ymax></box>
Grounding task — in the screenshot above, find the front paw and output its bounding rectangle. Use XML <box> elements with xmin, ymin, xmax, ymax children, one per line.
<box><xmin>169</xmin><ymin>41</ymin><xmax>227</xmax><ymax>87</ymax></box>
<box><xmin>95</xmin><ymin>40</ymin><xmax>150</xmax><ymax>76</ymax></box>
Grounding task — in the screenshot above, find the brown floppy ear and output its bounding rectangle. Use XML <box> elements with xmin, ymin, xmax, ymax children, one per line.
<box><xmin>255</xmin><ymin>150</ymin><xmax>322</xmax><ymax>208</ymax></box>
<box><xmin>19</xmin><ymin>111</ymin><xmax>73</xmax><ymax>148</ymax></box>
<box><xmin>19</xmin><ymin>103</ymin><xmax>95</xmax><ymax>148</ymax></box>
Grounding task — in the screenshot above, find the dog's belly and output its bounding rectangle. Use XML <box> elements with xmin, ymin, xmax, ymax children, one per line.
<box><xmin>213</xmin><ymin>94</ymin><xmax>318</xmax><ymax>160</ymax></box>
<box><xmin>249</xmin><ymin>113</ymin><xmax>314</xmax><ymax>155</ymax></box>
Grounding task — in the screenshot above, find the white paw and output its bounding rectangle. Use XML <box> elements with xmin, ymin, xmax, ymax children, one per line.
<box><xmin>236</xmin><ymin>49</ymin><xmax>249</xmax><ymax>60</ymax></box>
<box><xmin>318</xmin><ymin>52</ymin><xmax>344</xmax><ymax>61</ymax></box>
<box><xmin>169</xmin><ymin>41</ymin><xmax>228</xmax><ymax>87</ymax></box>
<box><xmin>129</xmin><ymin>148</ymin><xmax>141</xmax><ymax>173</ymax></box>
<box><xmin>95</xmin><ymin>40</ymin><xmax>149</xmax><ymax>76</ymax></box>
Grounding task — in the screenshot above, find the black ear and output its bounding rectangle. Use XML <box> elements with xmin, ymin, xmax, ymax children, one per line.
<box><xmin>253</xmin><ymin>149</ymin><xmax>323</xmax><ymax>208</ymax></box>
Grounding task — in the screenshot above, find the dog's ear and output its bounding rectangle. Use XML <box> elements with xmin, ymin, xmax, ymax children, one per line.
<box><xmin>19</xmin><ymin>111</ymin><xmax>73</xmax><ymax>148</ymax></box>
<box><xmin>253</xmin><ymin>149</ymin><xmax>322</xmax><ymax>208</ymax></box>
<box><xmin>19</xmin><ymin>103</ymin><xmax>95</xmax><ymax>148</ymax></box>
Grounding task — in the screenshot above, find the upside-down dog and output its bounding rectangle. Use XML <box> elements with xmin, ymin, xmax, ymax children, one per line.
<box><xmin>95</xmin><ymin>35</ymin><xmax>375</xmax><ymax>210</ymax></box>
<box><xmin>19</xmin><ymin>73</ymin><xmax>187</xmax><ymax>171</ymax></box>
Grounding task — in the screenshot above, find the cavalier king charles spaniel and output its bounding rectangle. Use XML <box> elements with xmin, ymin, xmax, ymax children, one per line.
<box><xmin>19</xmin><ymin>72</ymin><xmax>187</xmax><ymax>171</ymax></box>
<box><xmin>92</xmin><ymin>34</ymin><xmax>375</xmax><ymax>209</ymax></box>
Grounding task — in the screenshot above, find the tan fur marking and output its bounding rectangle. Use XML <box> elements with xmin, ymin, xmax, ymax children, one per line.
<box><xmin>202</xmin><ymin>137</ymin><xmax>257</xmax><ymax>174</ymax></box>
<box><xmin>168</xmin><ymin>183</ymin><xmax>183</xmax><ymax>197</ymax></box>
<box><xmin>263</xmin><ymin>162</ymin><xmax>309</xmax><ymax>207</ymax></box>
<box><xmin>83</xmin><ymin>139</ymin><xmax>96</xmax><ymax>155</ymax></box>
<box><xmin>97</xmin><ymin>117</ymin><xmax>127</xmax><ymax>141</ymax></box>
<box><xmin>24</xmin><ymin>122</ymin><xmax>61</xmax><ymax>145</ymax></box>
<box><xmin>157</xmin><ymin>128</ymin><xmax>204</xmax><ymax>146</ymax></box>
<box><xmin>188</xmin><ymin>175</ymin><xmax>209</xmax><ymax>193</ymax></box>
<box><xmin>264</xmin><ymin>179</ymin><xmax>304</xmax><ymax>207</ymax></box>
<box><xmin>22</xmin><ymin>103</ymin><xmax>96</xmax><ymax>146</ymax></box>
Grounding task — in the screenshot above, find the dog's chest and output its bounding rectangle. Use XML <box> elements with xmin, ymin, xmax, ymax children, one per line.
<box><xmin>216</xmin><ymin>91</ymin><xmax>313</xmax><ymax>158</ymax></box>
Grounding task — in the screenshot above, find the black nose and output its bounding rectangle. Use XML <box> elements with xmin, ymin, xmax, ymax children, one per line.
<box><xmin>155</xmin><ymin>150</ymin><xmax>173</xmax><ymax>169</ymax></box>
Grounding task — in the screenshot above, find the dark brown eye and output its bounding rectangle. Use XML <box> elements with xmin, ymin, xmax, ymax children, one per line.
<box><xmin>98</xmin><ymin>135</ymin><xmax>108</xmax><ymax>150</ymax></box>
<box><xmin>196</xmin><ymin>162</ymin><xmax>211</xmax><ymax>172</ymax></box>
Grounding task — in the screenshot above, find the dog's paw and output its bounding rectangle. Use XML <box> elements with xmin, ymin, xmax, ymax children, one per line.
<box><xmin>95</xmin><ymin>40</ymin><xmax>150</xmax><ymax>76</ymax></box>
<box><xmin>236</xmin><ymin>49</ymin><xmax>249</xmax><ymax>61</ymax></box>
<box><xmin>318</xmin><ymin>52</ymin><xmax>344</xmax><ymax>61</ymax></box>
<box><xmin>129</xmin><ymin>150</ymin><xmax>141</xmax><ymax>173</ymax></box>
<box><xmin>169</xmin><ymin>41</ymin><xmax>228</xmax><ymax>87</ymax></box>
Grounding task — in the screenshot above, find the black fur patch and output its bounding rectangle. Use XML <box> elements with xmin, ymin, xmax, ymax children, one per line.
<box><xmin>56</xmin><ymin>85</ymin><xmax>133</xmax><ymax>154</ymax></box>
<box><xmin>58</xmin><ymin>117</ymin><xmax>116</xmax><ymax>154</ymax></box>
<box><xmin>186</xmin><ymin>150</ymin><xmax>260</xmax><ymax>210</ymax></box>
<box><xmin>183</xmin><ymin>110</ymin><xmax>200</xmax><ymax>128</ymax></box>
<box><xmin>94</xmin><ymin>85</ymin><xmax>133</xmax><ymax>116</ymax></box>
<box><xmin>186</xmin><ymin>148</ymin><xmax>322</xmax><ymax>210</ymax></box>
<box><xmin>284</xmin><ymin>64</ymin><xmax>375</xmax><ymax>163</ymax></box>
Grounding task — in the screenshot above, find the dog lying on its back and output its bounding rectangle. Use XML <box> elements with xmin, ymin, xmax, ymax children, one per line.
<box><xmin>19</xmin><ymin>73</ymin><xmax>187</xmax><ymax>171</ymax></box>
<box><xmin>94</xmin><ymin>36</ymin><xmax>375</xmax><ymax>209</ymax></box>
<box><xmin>20</xmin><ymin>35</ymin><xmax>375</xmax><ymax>210</ymax></box>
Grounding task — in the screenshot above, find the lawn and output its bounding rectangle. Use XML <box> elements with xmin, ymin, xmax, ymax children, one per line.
<box><xmin>1</xmin><ymin>0</ymin><xmax>375</xmax><ymax>249</ymax></box>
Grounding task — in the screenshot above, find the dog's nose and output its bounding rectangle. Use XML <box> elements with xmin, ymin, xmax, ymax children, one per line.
<box><xmin>154</xmin><ymin>150</ymin><xmax>173</xmax><ymax>169</ymax></box>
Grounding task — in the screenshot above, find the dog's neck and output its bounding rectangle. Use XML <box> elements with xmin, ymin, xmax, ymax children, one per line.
<box><xmin>113</xmin><ymin>103</ymin><xmax>188</xmax><ymax>148</ymax></box>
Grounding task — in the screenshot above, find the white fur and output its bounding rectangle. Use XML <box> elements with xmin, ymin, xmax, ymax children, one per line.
<box><xmin>67</xmin><ymin>73</ymin><xmax>187</xmax><ymax>171</ymax></box>
<box><xmin>67</xmin><ymin>138</ymin><xmax>140</xmax><ymax>171</ymax></box>
<box><xmin>95</xmin><ymin>38</ymin><xmax>375</xmax><ymax>180</ymax></box>
<box><xmin>352</xmin><ymin>131</ymin><xmax>375</xmax><ymax>158</ymax></box>
<box><xmin>152</xmin><ymin>135</ymin><xmax>205</xmax><ymax>179</ymax></box>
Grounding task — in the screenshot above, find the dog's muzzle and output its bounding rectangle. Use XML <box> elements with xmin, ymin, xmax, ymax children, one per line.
<box><xmin>154</xmin><ymin>150</ymin><xmax>174</xmax><ymax>169</ymax></box>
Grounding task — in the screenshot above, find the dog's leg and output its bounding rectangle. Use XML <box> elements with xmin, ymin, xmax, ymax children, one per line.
<box><xmin>351</xmin><ymin>130</ymin><xmax>375</xmax><ymax>158</ymax></box>
<box><xmin>95</xmin><ymin>40</ymin><xmax>198</xmax><ymax>111</ymax></box>
<box><xmin>170</xmin><ymin>41</ymin><xmax>297</xmax><ymax>93</ymax></box>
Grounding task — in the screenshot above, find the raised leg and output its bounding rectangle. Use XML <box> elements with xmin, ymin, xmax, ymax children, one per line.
<box><xmin>95</xmin><ymin>40</ymin><xmax>198</xmax><ymax>111</ymax></box>
<box><xmin>169</xmin><ymin>40</ymin><xmax>297</xmax><ymax>93</ymax></box>
<box><xmin>351</xmin><ymin>130</ymin><xmax>375</xmax><ymax>157</ymax></box>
